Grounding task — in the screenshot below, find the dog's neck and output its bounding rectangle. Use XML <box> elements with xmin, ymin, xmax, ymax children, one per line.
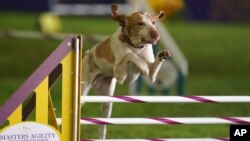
<box><xmin>119</xmin><ymin>27</ymin><xmax>144</xmax><ymax>49</ymax></box>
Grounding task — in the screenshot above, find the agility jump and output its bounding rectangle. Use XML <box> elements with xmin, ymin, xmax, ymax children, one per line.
<box><xmin>79</xmin><ymin>95</ymin><xmax>250</xmax><ymax>141</ymax></box>
<box><xmin>0</xmin><ymin>34</ymin><xmax>250</xmax><ymax>141</ymax></box>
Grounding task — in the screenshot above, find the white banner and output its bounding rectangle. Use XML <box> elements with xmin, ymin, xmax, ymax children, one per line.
<box><xmin>0</xmin><ymin>122</ymin><xmax>60</xmax><ymax>141</ymax></box>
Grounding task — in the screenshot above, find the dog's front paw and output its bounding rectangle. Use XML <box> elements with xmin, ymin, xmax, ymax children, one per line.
<box><xmin>157</xmin><ymin>50</ymin><xmax>171</xmax><ymax>61</ymax></box>
<box><xmin>114</xmin><ymin>69</ymin><xmax>127</xmax><ymax>84</ymax></box>
<box><xmin>139</xmin><ymin>61</ymin><xmax>149</xmax><ymax>76</ymax></box>
<box><xmin>116</xmin><ymin>76</ymin><xmax>126</xmax><ymax>84</ymax></box>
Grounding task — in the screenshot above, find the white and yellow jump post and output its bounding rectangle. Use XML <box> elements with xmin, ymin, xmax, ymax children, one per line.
<box><xmin>0</xmin><ymin>35</ymin><xmax>82</xmax><ymax>141</ymax></box>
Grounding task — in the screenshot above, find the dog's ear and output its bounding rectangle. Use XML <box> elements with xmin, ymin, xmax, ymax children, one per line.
<box><xmin>111</xmin><ymin>4</ymin><xmax>127</xmax><ymax>27</ymax></box>
<box><xmin>154</xmin><ymin>11</ymin><xmax>166</xmax><ymax>20</ymax></box>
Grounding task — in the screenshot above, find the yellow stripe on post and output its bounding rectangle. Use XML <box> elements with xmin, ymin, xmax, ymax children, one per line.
<box><xmin>48</xmin><ymin>92</ymin><xmax>59</xmax><ymax>130</ymax></box>
<box><xmin>35</xmin><ymin>77</ymin><xmax>49</xmax><ymax>124</ymax></box>
<box><xmin>61</xmin><ymin>51</ymin><xmax>74</xmax><ymax>141</ymax></box>
<box><xmin>8</xmin><ymin>105</ymin><xmax>22</xmax><ymax>125</ymax></box>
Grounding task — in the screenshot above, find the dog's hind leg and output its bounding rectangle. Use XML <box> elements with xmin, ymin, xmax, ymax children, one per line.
<box><xmin>82</xmin><ymin>82</ymin><xmax>92</xmax><ymax>96</ymax></box>
<box><xmin>94</xmin><ymin>76</ymin><xmax>117</xmax><ymax>139</ymax></box>
<box><xmin>81</xmin><ymin>82</ymin><xmax>92</xmax><ymax>106</ymax></box>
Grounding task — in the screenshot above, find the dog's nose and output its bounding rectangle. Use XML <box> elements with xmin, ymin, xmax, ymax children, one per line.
<box><xmin>150</xmin><ymin>30</ymin><xmax>160</xmax><ymax>39</ymax></box>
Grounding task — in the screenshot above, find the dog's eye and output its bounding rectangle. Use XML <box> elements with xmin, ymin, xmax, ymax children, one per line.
<box><xmin>137</xmin><ymin>22</ymin><xmax>145</xmax><ymax>26</ymax></box>
<box><xmin>152</xmin><ymin>21</ymin><xmax>156</xmax><ymax>25</ymax></box>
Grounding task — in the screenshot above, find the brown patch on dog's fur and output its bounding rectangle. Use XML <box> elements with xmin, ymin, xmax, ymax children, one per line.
<box><xmin>95</xmin><ymin>38</ymin><xmax>115</xmax><ymax>64</ymax></box>
<box><xmin>126</xmin><ymin>13</ymin><xmax>144</xmax><ymax>37</ymax></box>
<box><xmin>119</xmin><ymin>33</ymin><xmax>126</xmax><ymax>43</ymax></box>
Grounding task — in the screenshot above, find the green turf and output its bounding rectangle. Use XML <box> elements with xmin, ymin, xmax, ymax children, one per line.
<box><xmin>0</xmin><ymin>11</ymin><xmax>250</xmax><ymax>139</ymax></box>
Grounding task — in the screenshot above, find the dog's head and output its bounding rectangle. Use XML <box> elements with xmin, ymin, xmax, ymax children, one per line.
<box><xmin>111</xmin><ymin>4</ymin><xmax>166</xmax><ymax>47</ymax></box>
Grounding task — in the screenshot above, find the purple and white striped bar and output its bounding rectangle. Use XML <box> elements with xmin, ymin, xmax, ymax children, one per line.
<box><xmin>81</xmin><ymin>96</ymin><xmax>250</xmax><ymax>103</ymax></box>
<box><xmin>80</xmin><ymin>117</ymin><xmax>250</xmax><ymax>125</ymax></box>
<box><xmin>81</xmin><ymin>138</ymin><xmax>229</xmax><ymax>141</ymax></box>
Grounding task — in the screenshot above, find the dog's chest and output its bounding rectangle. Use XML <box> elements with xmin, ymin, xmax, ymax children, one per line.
<box><xmin>92</xmin><ymin>28</ymin><xmax>148</xmax><ymax>78</ymax></box>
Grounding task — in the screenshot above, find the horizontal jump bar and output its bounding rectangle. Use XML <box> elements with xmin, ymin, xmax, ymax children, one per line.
<box><xmin>70</xmin><ymin>117</ymin><xmax>250</xmax><ymax>125</ymax></box>
<box><xmin>81</xmin><ymin>96</ymin><xmax>250</xmax><ymax>103</ymax></box>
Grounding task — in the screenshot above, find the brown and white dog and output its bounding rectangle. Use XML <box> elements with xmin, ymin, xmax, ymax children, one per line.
<box><xmin>82</xmin><ymin>4</ymin><xmax>170</xmax><ymax>139</ymax></box>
